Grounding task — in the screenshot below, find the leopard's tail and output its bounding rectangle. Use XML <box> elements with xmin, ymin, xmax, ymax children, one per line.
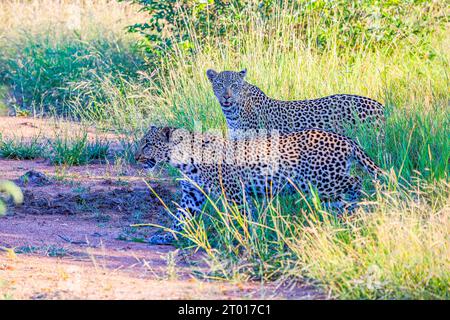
<box><xmin>352</xmin><ymin>142</ymin><xmax>386</xmax><ymax>179</ymax></box>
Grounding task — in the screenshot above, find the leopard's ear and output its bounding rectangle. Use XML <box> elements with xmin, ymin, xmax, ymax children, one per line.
<box><xmin>146</xmin><ymin>125</ymin><xmax>158</xmax><ymax>136</ymax></box>
<box><xmin>206</xmin><ymin>69</ymin><xmax>218</xmax><ymax>82</ymax></box>
<box><xmin>159</xmin><ymin>127</ymin><xmax>173</xmax><ymax>143</ymax></box>
<box><xmin>239</xmin><ymin>68</ymin><xmax>247</xmax><ymax>78</ymax></box>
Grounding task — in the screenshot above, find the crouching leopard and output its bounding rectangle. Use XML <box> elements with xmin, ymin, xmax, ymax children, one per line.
<box><xmin>206</xmin><ymin>69</ymin><xmax>385</xmax><ymax>139</ymax></box>
<box><xmin>135</xmin><ymin>126</ymin><xmax>383</xmax><ymax>245</ymax></box>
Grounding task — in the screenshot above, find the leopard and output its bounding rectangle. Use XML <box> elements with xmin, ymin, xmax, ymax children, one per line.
<box><xmin>206</xmin><ymin>69</ymin><xmax>385</xmax><ymax>139</ymax></box>
<box><xmin>135</xmin><ymin>126</ymin><xmax>383</xmax><ymax>245</ymax></box>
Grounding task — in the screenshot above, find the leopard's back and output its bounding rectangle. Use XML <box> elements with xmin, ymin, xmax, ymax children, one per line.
<box><xmin>207</xmin><ymin>70</ymin><xmax>385</xmax><ymax>137</ymax></box>
<box><xmin>258</xmin><ymin>93</ymin><xmax>385</xmax><ymax>134</ymax></box>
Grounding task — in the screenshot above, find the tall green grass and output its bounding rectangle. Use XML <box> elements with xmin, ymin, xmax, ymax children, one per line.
<box><xmin>0</xmin><ymin>0</ymin><xmax>146</xmax><ymax>116</ymax></box>
<box><xmin>148</xmin><ymin>175</ymin><xmax>449</xmax><ymax>299</ymax></box>
<box><xmin>71</xmin><ymin>4</ymin><xmax>448</xmax><ymax>181</ymax></box>
<box><xmin>0</xmin><ymin>33</ymin><xmax>143</xmax><ymax>116</ymax></box>
<box><xmin>128</xmin><ymin>4</ymin><xmax>447</xmax><ymax>299</ymax></box>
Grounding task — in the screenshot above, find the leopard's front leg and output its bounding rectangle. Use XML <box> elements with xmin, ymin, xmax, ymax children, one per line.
<box><xmin>148</xmin><ymin>180</ymin><xmax>206</xmax><ymax>245</ymax></box>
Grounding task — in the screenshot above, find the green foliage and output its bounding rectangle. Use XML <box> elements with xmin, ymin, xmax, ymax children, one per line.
<box><xmin>0</xmin><ymin>33</ymin><xmax>145</xmax><ymax>116</ymax></box>
<box><xmin>50</xmin><ymin>134</ymin><xmax>110</xmax><ymax>166</ymax></box>
<box><xmin>295</xmin><ymin>0</ymin><xmax>448</xmax><ymax>52</ymax></box>
<box><xmin>0</xmin><ymin>134</ymin><xmax>48</xmax><ymax>160</ymax></box>
<box><xmin>128</xmin><ymin>0</ymin><xmax>447</xmax><ymax>57</ymax></box>
<box><xmin>124</xmin><ymin>0</ymin><xmax>256</xmax><ymax>59</ymax></box>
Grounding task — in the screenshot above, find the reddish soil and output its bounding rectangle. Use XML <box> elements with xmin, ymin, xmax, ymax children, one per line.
<box><xmin>0</xmin><ymin>117</ymin><xmax>322</xmax><ymax>300</ymax></box>
<box><xmin>0</xmin><ymin>116</ymin><xmax>122</xmax><ymax>142</ymax></box>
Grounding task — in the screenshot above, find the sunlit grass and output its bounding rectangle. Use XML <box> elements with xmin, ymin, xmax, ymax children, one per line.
<box><xmin>0</xmin><ymin>0</ymin><xmax>146</xmax><ymax>116</ymax></box>
<box><xmin>148</xmin><ymin>176</ymin><xmax>449</xmax><ymax>299</ymax></box>
<box><xmin>126</xmin><ymin>4</ymin><xmax>448</xmax><ymax>299</ymax></box>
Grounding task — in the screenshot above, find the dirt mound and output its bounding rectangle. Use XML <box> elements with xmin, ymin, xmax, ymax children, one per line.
<box><xmin>19</xmin><ymin>186</ymin><xmax>170</xmax><ymax>218</ymax></box>
<box><xmin>16</xmin><ymin>170</ymin><xmax>52</xmax><ymax>187</ymax></box>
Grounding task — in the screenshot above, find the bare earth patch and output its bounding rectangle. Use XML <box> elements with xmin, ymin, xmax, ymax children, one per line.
<box><xmin>0</xmin><ymin>118</ymin><xmax>322</xmax><ymax>299</ymax></box>
<box><xmin>0</xmin><ymin>116</ymin><xmax>122</xmax><ymax>142</ymax></box>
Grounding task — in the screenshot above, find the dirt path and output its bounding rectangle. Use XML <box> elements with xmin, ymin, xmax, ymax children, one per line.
<box><xmin>0</xmin><ymin>158</ymin><xmax>321</xmax><ymax>299</ymax></box>
<box><xmin>0</xmin><ymin>116</ymin><xmax>122</xmax><ymax>142</ymax></box>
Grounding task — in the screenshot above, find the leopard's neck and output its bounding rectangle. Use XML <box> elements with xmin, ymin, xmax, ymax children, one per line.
<box><xmin>229</xmin><ymin>82</ymin><xmax>270</xmax><ymax>133</ymax></box>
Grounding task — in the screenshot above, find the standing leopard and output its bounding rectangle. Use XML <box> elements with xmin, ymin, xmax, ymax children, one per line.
<box><xmin>135</xmin><ymin>126</ymin><xmax>383</xmax><ymax>245</ymax></box>
<box><xmin>206</xmin><ymin>69</ymin><xmax>385</xmax><ymax>139</ymax></box>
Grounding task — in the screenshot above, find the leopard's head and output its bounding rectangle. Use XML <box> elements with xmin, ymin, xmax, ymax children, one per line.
<box><xmin>206</xmin><ymin>69</ymin><xmax>247</xmax><ymax>107</ymax></box>
<box><xmin>134</xmin><ymin>126</ymin><xmax>175</xmax><ymax>170</ymax></box>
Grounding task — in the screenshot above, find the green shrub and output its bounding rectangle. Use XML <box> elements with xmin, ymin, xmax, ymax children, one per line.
<box><xmin>128</xmin><ymin>0</ymin><xmax>447</xmax><ymax>57</ymax></box>
<box><xmin>0</xmin><ymin>134</ymin><xmax>48</xmax><ymax>160</ymax></box>
<box><xmin>50</xmin><ymin>134</ymin><xmax>110</xmax><ymax>166</ymax></box>
<box><xmin>85</xmin><ymin>139</ymin><xmax>110</xmax><ymax>162</ymax></box>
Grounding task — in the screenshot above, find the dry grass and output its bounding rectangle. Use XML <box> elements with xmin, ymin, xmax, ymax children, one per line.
<box><xmin>173</xmin><ymin>177</ymin><xmax>450</xmax><ymax>299</ymax></box>
<box><xmin>0</xmin><ymin>0</ymin><xmax>146</xmax><ymax>36</ymax></box>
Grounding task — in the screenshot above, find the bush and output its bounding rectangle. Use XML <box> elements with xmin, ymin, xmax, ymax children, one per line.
<box><xmin>127</xmin><ymin>0</ymin><xmax>447</xmax><ymax>58</ymax></box>
<box><xmin>125</xmin><ymin>0</ymin><xmax>258</xmax><ymax>59</ymax></box>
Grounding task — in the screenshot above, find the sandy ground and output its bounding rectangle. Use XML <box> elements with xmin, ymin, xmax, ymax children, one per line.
<box><xmin>0</xmin><ymin>116</ymin><xmax>122</xmax><ymax>142</ymax></box>
<box><xmin>0</xmin><ymin>117</ymin><xmax>322</xmax><ymax>300</ymax></box>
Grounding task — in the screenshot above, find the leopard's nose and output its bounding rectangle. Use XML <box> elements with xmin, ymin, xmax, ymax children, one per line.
<box><xmin>223</xmin><ymin>94</ymin><xmax>231</xmax><ymax>99</ymax></box>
